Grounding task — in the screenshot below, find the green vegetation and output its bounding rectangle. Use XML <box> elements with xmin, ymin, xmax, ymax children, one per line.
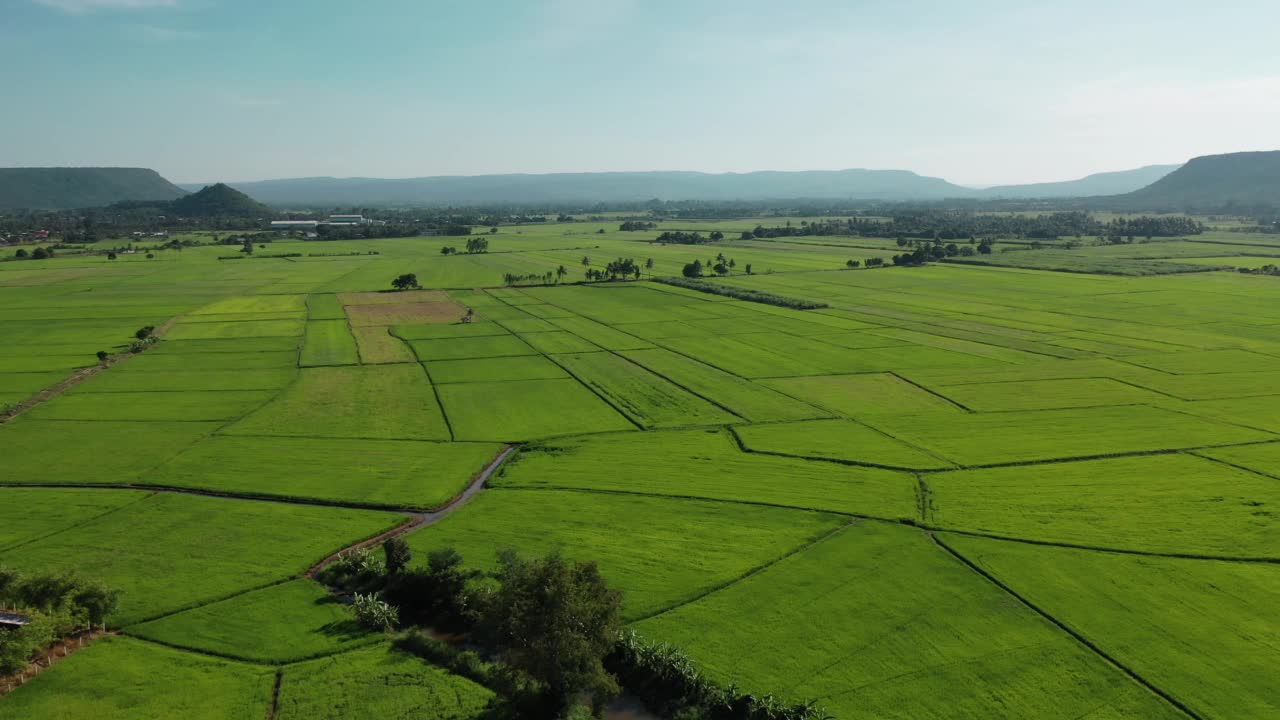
<box><xmin>299</xmin><ymin>319</ymin><xmax>360</xmax><ymax>367</ymax></box>
<box><xmin>404</xmin><ymin>488</ymin><xmax>844</xmax><ymax>620</ymax></box>
<box><xmin>0</xmin><ymin>636</ymin><xmax>274</xmax><ymax>719</ymax></box>
<box><xmin>551</xmin><ymin>351</ymin><xmax>739</xmax><ymax>428</ymax></box>
<box><xmin>438</xmin><ymin>378</ymin><xmax>634</xmax><ymax>441</ymax></box>
<box><xmin>637</xmin><ymin>522</ymin><xmax>1182</xmax><ymax>720</ymax></box>
<box><xmin>128</xmin><ymin>580</ymin><xmax>375</xmax><ymax>663</ymax></box>
<box><xmin>275</xmin><ymin>644</ymin><xmax>494</xmax><ymax>720</ymax></box>
<box><xmin>943</xmin><ymin>534</ymin><xmax>1280</xmax><ymax>719</ymax></box>
<box><xmin>0</xmin><ymin>167</ymin><xmax>185</xmax><ymax>210</ymax></box>
<box><xmin>227</xmin><ymin>365</ymin><xmax>450</xmax><ymax>441</ymax></box>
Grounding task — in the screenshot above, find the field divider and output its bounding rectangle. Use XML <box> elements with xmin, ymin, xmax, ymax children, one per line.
<box><xmin>628</xmin><ymin>517</ymin><xmax>858</xmax><ymax>624</ymax></box>
<box><xmin>929</xmin><ymin>533</ymin><xmax>1206</xmax><ymax>720</ymax></box>
<box><xmin>725</xmin><ymin>426</ymin><xmax>941</xmax><ymax>473</ymax></box>
<box><xmin>542</xmin><ymin>352</ymin><xmax>647</xmax><ymax>431</ymax></box>
<box><xmin>887</xmin><ymin>371</ymin><xmax>974</xmax><ymax>412</ymax></box>
<box><xmin>121</xmin><ymin>627</ymin><xmax>383</xmax><ymax>668</ymax></box>
<box><xmin>267</xmin><ymin>668</ymin><xmax>283</xmax><ymax>720</ymax></box>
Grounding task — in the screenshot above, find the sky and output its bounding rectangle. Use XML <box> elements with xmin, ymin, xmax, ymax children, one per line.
<box><xmin>2</xmin><ymin>0</ymin><xmax>1278</xmax><ymax>186</ymax></box>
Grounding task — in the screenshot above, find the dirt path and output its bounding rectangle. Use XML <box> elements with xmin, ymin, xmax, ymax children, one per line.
<box><xmin>303</xmin><ymin>445</ymin><xmax>516</xmax><ymax>578</ymax></box>
<box><xmin>0</xmin><ymin>314</ymin><xmax>183</xmax><ymax>425</ymax></box>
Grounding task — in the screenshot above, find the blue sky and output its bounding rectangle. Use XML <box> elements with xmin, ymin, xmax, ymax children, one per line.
<box><xmin>2</xmin><ymin>0</ymin><xmax>1278</xmax><ymax>184</ymax></box>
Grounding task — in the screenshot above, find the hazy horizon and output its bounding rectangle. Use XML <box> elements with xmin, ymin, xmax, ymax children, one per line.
<box><xmin>3</xmin><ymin>0</ymin><xmax>1277</xmax><ymax>186</ymax></box>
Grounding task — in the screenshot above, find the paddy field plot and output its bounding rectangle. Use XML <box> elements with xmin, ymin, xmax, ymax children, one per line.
<box><xmin>1125</xmin><ymin>348</ymin><xmax>1280</xmax><ymax>375</ymax></box>
<box><xmin>164</xmin><ymin>318</ymin><xmax>305</xmax><ymax>340</ymax></box>
<box><xmin>619</xmin><ymin>347</ymin><xmax>829</xmax><ymax>422</ymax></box>
<box><xmin>227</xmin><ymin>364</ymin><xmax>450</xmax><ymax>441</ymax></box>
<box><xmin>0</xmin><ymin>487</ymin><xmax>149</xmax><ymax>551</ymax></box>
<box><xmin>551</xmin><ymin>351</ymin><xmax>739</xmax><ymax>428</ymax></box>
<box><xmin>145</xmin><ymin>436</ymin><xmax>501</xmax><ymax>508</ymax></box>
<box><xmin>350</xmin><ymin>325</ymin><xmax>416</xmax><ymax>363</ymax></box>
<box><xmin>1197</xmin><ymin>440</ymin><xmax>1280</xmax><ymax>480</ymax></box>
<box><xmin>26</xmin><ymin>389</ymin><xmax>274</xmax><ymax>422</ymax></box>
<box><xmin>437</xmin><ymin>377</ymin><xmax>634</xmax><ymax>441</ymax></box>
<box><xmin>1126</xmin><ymin>369</ymin><xmax>1280</xmax><ymax>400</ymax></box>
<box><xmin>125</xmin><ymin>348</ymin><xmax>300</xmax><ymax>370</ymax></box>
<box><xmin>299</xmin><ymin>319</ymin><xmax>360</xmax><ymax>366</ymax></box>
<box><xmin>1180</xmin><ymin>394</ymin><xmax>1280</xmax><ymax>433</ymax></box>
<box><xmin>0</xmin><ymin>636</ymin><xmax>274</xmax><ymax>720</ymax></box>
<box><xmin>516</xmin><ymin>329</ymin><xmax>600</xmax><ymax>354</ymax></box>
<box><xmin>496</xmin><ymin>429</ymin><xmax>917</xmax><ymax>518</ymax></box>
<box><xmin>393</xmin><ymin>321</ymin><xmax>510</xmax><ymax>340</ymax></box>
<box><xmin>275</xmin><ymin>644</ymin><xmax>494</xmax><ymax>720</ymax></box>
<box><xmin>762</xmin><ymin>372</ymin><xmax>966</xmax><ymax>417</ymax></box>
<box><xmin>69</xmin><ymin>367</ymin><xmax>296</xmax><ymax>393</ymax></box>
<box><xmin>405</xmin><ymin>334</ymin><xmax>539</xmax><ymax>361</ymax></box>
<box><xmin>863</xmin><ymin>404</ymin><xmax>1273</xmax><ymax>466</ymax></box>
<box><xmin>426</xmin><ymin>354</ymin><xmax>568</xmax><ymax>384</ymax></box>
<box><xmin>942</xmin><ymin>534</ymin><xmax>1280</xmax><ymax>720</ymax></box>
<box><xmin>932</xmin><ymin>377</ymin><xmax>1170</xmax><ymax>411</ymax></box>
<box><xmin>0</xmin><ymin>419</ymin><xmax>220</xmax><ymax>485</ymax></box>
<box><xmin>0</xmin><ymin>492</ymin><xmax>403</xmax><ymax>624</ymax></box>
<box><xmin>128</xmin><ymin>579</ymin><xmax>375</xmax><ymax>663</ymax></box>
<box><xmin>928</xmin><ymin>453</ymin><xmax>1280</xmax><ymax>556</ymax></box>
<box><xmin>734</xmin><ymin>419</ymin><xmax>954</xmax><ymax>469</ymax></box>
<box><xmin>636</xmin><ymin>522</ymin><xmax>1180</xmax><ymax>720</ymax></box>
<box><xmin>405</xmin><ymin>488</ymin><xmax>844</xmax><ymax>620</ymax></box>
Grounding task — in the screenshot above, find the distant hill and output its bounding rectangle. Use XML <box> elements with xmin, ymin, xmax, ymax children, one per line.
<box><xmin>166</xmin><ymin>183</ymin><xmax>272</xmax><ymax>217</ymax></box>
<box><xmin>0</xmin><ymin>167</ymin><xmax>186</xmax><ymax>210</ymax></box>
<box><xmin>183</xmin><ymin>169</ymin><xmax>980</xmax><ymax>206</ymax></box>
<box><xmin>1111</xmin><ymin>151</ymin><xmax>1280</xmax><ymax>211</ymax></box>
<box><xmin>981</xmin><ymin>164</ymin><xmax>1180</xmax><ymax>199</ymax></box>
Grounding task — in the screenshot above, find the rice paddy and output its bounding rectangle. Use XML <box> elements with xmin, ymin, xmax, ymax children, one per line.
<box><xmin>3</xmin><ymin>223</ymin><xmax>1278</xmax><ymax>719</ymax></box>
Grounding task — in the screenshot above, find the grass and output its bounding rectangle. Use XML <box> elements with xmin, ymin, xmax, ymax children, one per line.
<box><xmin>144</xmin><ymin>436</ymin><xmax>501</xmax><ymax>508</ymax></box>
<box><xmin>929</xmin><ymin>453</ymin><xmax>1280</xmax><ymax>556</ymax></box>
<box><xmin>0</xmin><ymin>636</ymin><xmax>274</xmax><ymax>720</ymax></box>
<box><xmin>0</xmin><ymin>487</ymin><xmax>149</xmax><ymax>551</ymax></box>
<box><xmin>762</xmin><ymin>372</ymin><xmax>967</xmax><ymax>417</ymax></box>
<box><xmin>551</xmin><ymin>351</ymin><xmax>739</xmax><ymax>428</ymax></box>
<box><xmin>944</xmin><ymin>533</ymin><xmax>1280</xmax><ymax>720</ymax></box>
<box><xmin>863</xmin><ymin>404</ymin><xmax>1273</xmax><ymax>466</ymax></box>
<box><xmin>495</xmin><ymin>429</ymin><xmax>917</xmax><ymax>518</ymax></box>
<box><xmin>128</xmin><ymin>579</ymin><xmax>376</xmax><ymax>663</ymax></box>
<box><xmin>619</xmin><ymin>347</ymin><xmax>829</xmax><ymax>422</ymax></box>
<box><xmin>0</xmin><ymin>492</ymin><xmax>405</xmax><ymax>624</ymax></box>
<box><xmin>275</xmin><ymin>643</ymin><xmax>494</xmax><ymax>720</ymax></box>
<box><xmin>26</xmin><ymin>389</ymin><xmax>275</xmax><ymax>422</ymax></box>
<box><xmin>734</xmin><ymin>419</ymin><xmax>954</xmax><ymax>469</ymax></box>
<box><xmin>300</xmin><ymin>319</ymin><xmax>360</xmax><ymax>367</ymax></box>
<box><xmin>405</xmin><ymin>487</ymin><xmax>845</xmax><ymax>620</ymax></box>
<box><xmin>351</xmin><ymin>326</ymin><xmax>416</xmax><ymax>363</ymax></box>
<box><xmin>0</xmin><ymin>419</ymin><xmax>221</xmax><ymax>485</ymax></box>
<box><xmin>406</xmin><ymin>334</ymin><xmax>538</xmax><ymax>361</ymax></box>
<box><xmin>426</xmin><ymin>355</ymin><xmax>568</xmax><ymax>384</ymax></box>
<box><xmin>227</xmin><ymin>365</ymin><xmax>450</xmax><ymax>441</ymax></box>
<box><xmin>635</xmin><ymin>522</ymin><xmax>1182</xmax><ymax>720</ymax></box>
<box><xmin>437</xmin><ymin>377</ymin><xmax>634</xmax><ymax>441</ymax></box>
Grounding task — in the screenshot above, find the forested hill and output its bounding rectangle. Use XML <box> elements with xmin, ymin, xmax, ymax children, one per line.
<box><xmin>0</xmin><ymin>167</ymin><xmax>187</xmax><ymax>210</ymax></box>
<box><xmin>981</xmin><ymin>164</ymin><xmax>1180</xmax><ymax>199</ymax></box>
<box><xmin>187</xmin><ymin>170</ymin><xmax>980</xmax><ymax>206</ymax></box>
<box><xmin>1111</xmin><ymin>151</ymin><xmax>1280</xmax><ymax>211</ymax></box>
<box><xmin>165</xmin><ymin>183</ymin><xmax>272</xmax><ymax>217</ymax></box>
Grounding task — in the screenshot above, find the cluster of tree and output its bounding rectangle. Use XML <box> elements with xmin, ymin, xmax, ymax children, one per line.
<box><xmin>0</xmin><ymin>568</ymin><xmax>118</xmax><ymax>674</ymax></box>
<box><xmin>502</xmin><ymin>267</ymin><xmax>570</xmax><ymax>287</ymax></box>
<box><xmin>618</xmin><ymin>221</ymin><xmax>659</xmax><ymax>231</ymax></box>
<box><xmin>465</xmin><ymin>237</ymin><xmax>489</xmax><ymax>253</ymax></box>
<box><xmin>321</xmin><ymin>540</ymin><xmax>825</xmax><ymax>720</ymax></box>
<box><xmin>847</xmin><ymin>258</ymin><xmax>886</xmax><ymax>268</ymax></box>
<box><xmin>655</xmin><ymin>277</ymin><xmax>827</xmax><ymax>310</ymax></box>
<box><xmin>681</xmin><ymin>252</ymin><xmax>740</xmax><ymax>278</ymax></box>
<box><xmin>653</xmin><ymin>230</ymin><xmax>727</xmax><ymax>245</ymax></box>
<box><xmin>1237</xmin><ymin>264</ymin><xmax>1280</xmax><ymax>276</ymax></box>
<box><xmin>10</xmin><ymin>247</ymin><xmax>55</xmax><ymax>260</ymax></box>
<box><xmin>391</xmin><ymin>273</ymin><xmax>421</xmax><ymax>291</ymax></box>
<box><xmin>744</xmin><ymin>212</ymin><xmax>1205</xmax><ymax>242</ymax></box>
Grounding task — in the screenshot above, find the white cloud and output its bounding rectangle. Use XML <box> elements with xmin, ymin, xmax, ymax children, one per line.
<box><xmin>34</xmin><ymin>0</ymin><xmax>177</xmax><ymax>14</ymax></box>
<box><xmin>130</xmin><ymin>23</ymin><xmax>197</xmax><ymax>40</ymax></box>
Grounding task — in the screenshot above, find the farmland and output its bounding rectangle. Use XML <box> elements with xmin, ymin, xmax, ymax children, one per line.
<box><xmin>2</xmin><ymin>220</ymin><xmax>1279</xmax><ymax>718</ymax></box>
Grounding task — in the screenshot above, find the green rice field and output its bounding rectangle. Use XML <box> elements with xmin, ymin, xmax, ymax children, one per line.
<box><xmin>2</xmin><ymin>222</ymin><xmax>1278</xmax><ymax>718</ymax></box>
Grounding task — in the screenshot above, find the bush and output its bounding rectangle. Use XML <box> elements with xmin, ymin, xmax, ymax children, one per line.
<box><xmin>351</xmin><ymin>592</ymin><xmax>398</xmax><ymax>631</ymax></box>
<box><xmin>653</xmin><ymin>277</ymin><xmax>828</xmax><ymax>310</ymax></box>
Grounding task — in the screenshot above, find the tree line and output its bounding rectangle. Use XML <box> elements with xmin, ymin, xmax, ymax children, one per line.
<box><xmin>741</xmin><ymin>212</ymin><xmax>1205</xmax><ymax>241</ymax></box>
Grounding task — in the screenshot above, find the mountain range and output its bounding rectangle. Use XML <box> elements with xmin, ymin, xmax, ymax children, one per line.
<box><xmin>3</xmin><ymin>151</ymin><xmax>1278</xmax><ymax>211</ymax></box>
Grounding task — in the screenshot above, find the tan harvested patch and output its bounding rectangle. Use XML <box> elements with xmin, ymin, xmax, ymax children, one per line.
<box><xmin>345</xmin><ymin>300</ymin><xmax>471</xmax><ymax>327</ymax></box>
<box><xmin>338</xmin><ymin>290</ymin><xmax>453</xmax><ymax>306</ymax></box>
<box><xmin>353</xmin><ymin>326</ymin><xmax>417</xmax><ymax>364</ymax></box>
